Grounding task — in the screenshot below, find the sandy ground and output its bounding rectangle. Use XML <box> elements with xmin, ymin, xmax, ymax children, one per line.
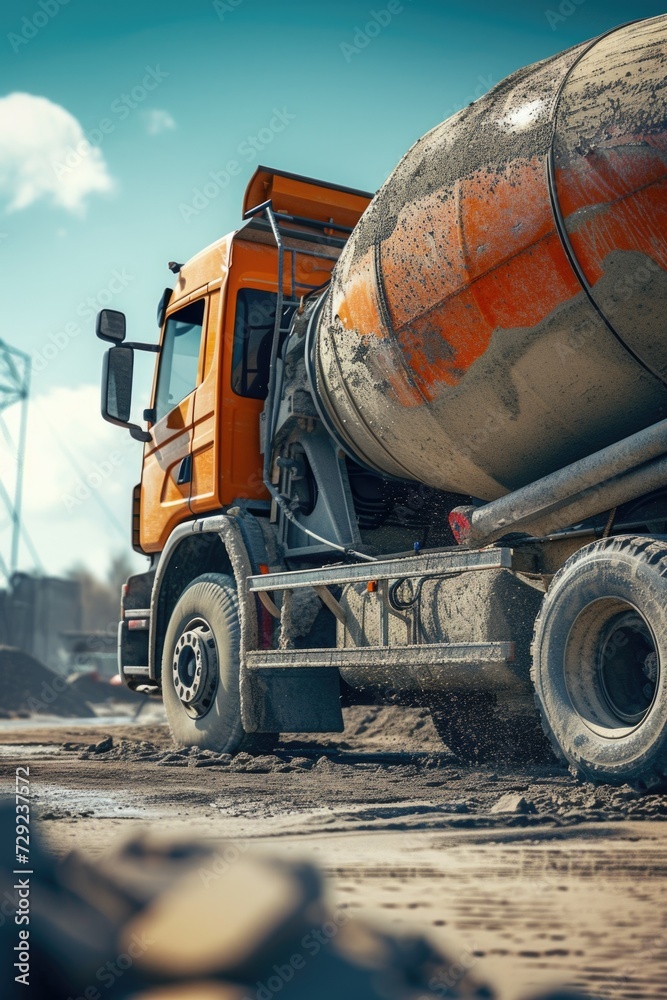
<box><xmin>0</xmin><ymin>704</ymin><xmax>666</xmax><ymax>999</ymax></box>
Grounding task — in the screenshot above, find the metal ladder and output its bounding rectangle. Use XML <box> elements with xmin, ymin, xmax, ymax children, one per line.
<box><xmin>241</xmin><ymin>199</ymin><xmax>347</xmax><ymax>460</ymax></box>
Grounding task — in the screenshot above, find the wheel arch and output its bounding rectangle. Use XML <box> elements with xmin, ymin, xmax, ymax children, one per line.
<box><xmin>148</xmin><ymin>516</ymin><xmax>262</xmax><ymax>719</ymax></box>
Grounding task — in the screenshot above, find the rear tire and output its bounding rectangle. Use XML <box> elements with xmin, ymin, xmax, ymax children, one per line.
<box><xmin>532</xmin><ymin>536</ymin><xmax>667</xmax><ymax>790</ymax></box>
<box><xmin>162</xmin><ymin>573</ymin><xmax>276</xmax><ymax>753</ymax></box>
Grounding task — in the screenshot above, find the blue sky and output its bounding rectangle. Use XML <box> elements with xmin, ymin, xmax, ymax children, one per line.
<box><xmin>0</xmin><ymin>0</ymin><xmax>664</xmax><ymax>577</ymax></box>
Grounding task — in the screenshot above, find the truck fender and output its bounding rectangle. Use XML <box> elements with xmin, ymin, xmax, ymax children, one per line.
<box><xmin>148</xmin><ymin>513</ymin><xmax>261</xmax><ymax>732</ymax></box>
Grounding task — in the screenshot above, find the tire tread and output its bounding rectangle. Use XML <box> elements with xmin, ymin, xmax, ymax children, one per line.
<box><xmin>162</xmin><ymin>572</ymin><xmax>276</xmax><ymax>754</ymax></box>
<box><xmin>531</xmin><ymin>535</ymin><xmax>667</xmax><ymax>789</ymax></box>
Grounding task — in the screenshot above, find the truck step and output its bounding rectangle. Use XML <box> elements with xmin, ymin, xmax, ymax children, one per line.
<box><xmin>246</xmin><ymin>641</ymin><xmax>514</xmax><ymax>670</ymax></box>
<box><xmin>122</xmin><ymin>665</ymin><xmax>151</xmax><ymax>679</ymax></box>
<box><xmin>247</xmin><ymin>546</ymin><xmax>512</xmax><ymax>594</ymax></box>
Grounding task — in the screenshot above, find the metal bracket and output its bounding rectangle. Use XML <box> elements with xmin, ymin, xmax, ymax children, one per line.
<box><xmin>314</xmin><ymin>585</ymin><xmax>347</xmax><ymax>625</ymax></box>
<box><xmin>257</xmin><ymin>589</ymin><xmax>281</xmax><ymax>619</ymax></box>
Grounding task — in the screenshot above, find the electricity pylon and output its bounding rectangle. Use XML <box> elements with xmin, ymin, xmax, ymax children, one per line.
<box><xmin>0</xmin><ymin>339</ymin><xmax>35</xmax><ymax>580</ymax></box>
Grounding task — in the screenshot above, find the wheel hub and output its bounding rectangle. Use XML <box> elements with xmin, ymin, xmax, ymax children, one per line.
<box><xmin>172</xmin><ymin>619</ymin><xmax>218</xmax><ymax>718</ymax></box>
<box><xmin>565</xmin><ymin>598</ymin><xmax>661</xmax><ymax>736</ymax></box>
<box><xmin>598</xmin><ymin>611</ymin><xmax>659</xmax><ymax>726</ymax></box>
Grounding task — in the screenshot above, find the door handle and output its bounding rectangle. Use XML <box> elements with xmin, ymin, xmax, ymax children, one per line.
<box><xmin>176</xmin><ymin>455</ymin><xmax>192</xmax><ymax>485</ymax></box>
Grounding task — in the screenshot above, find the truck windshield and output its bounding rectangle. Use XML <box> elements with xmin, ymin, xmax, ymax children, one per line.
<box><xmin>232</xmin><ymin>288</ymin><xmax>295</xmax><ymax>400</ymax></box>
<box><xmin>155</xmin><ymin>298</ymin><xmax>205</xmax><ymax>421</ymax></box>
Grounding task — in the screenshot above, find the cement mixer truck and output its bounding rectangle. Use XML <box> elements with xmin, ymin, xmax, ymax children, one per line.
<box><xmin>97</xmin><ymin>16</ymin><xmax>667</xmax><ymax>788</ymax></box>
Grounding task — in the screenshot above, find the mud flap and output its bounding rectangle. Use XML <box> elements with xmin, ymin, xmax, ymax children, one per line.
<box><xmin>243</xmin><ymin>667</ymin><xmax>344</xmax><ymax>733</ymax></box>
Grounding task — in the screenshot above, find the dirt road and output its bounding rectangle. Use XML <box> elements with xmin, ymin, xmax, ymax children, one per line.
<box><xmin>0</xmin><ymin>705</ymin><xmax>665</xmax><ymax>999</ymax></box>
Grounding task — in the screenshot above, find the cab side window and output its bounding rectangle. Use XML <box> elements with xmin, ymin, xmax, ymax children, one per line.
<box><xmin>155</xmin><ymin>298</ymin><xmax>205</xmax><ymax>421</ymax></box>
<box><xmin>232</xmin><ymin>289</ymin><xmax>296</xmax><ymax>400</ymax></box>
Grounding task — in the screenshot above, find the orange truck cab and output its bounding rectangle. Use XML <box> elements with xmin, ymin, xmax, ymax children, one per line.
<box><xmin>96</xmin><ymin>166</ymin><xmax>375</xmax><ymax>745</ymax></box>
<box><xmin>101</xmin><ymin>167</ymin><xmax>371</xmax><ymax>555</ymax></box>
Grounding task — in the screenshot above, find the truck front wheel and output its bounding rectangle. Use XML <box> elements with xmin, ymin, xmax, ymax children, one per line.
<box><xmin>532</xmin><ymin>536</ymin><xmax>667</xmax><ymax>790</ymax></box>
<box><xmin>161</xmin><ymin>572</ymin><xmax>274</xmax><ymax>753</ymax></box>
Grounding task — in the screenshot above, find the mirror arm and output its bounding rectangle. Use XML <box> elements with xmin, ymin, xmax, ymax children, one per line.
<box><xmin>125</xmin><ymin>342</ymin><xmax>160</xmax><ymax>353</ymax></box>
<box><xmin>129</xmin><ymin>424</ymin><xmax>152</xmax><ymax>443</ymax></box>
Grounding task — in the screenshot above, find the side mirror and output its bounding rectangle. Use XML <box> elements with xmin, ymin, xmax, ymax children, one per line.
<box><xmin>101</xmin><ymin>347</ymin><xmax>151</xmax><ymax>442</ymax></box>
<box><xmin>96</xmin><ymin>309</ymin><xmax>126</xmax><ymax>344</ymax></box>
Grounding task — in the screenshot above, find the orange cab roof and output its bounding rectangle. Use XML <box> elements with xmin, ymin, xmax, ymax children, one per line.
<box><xmin>243</xmin><ymin>165</ymin><xmax>372</xmax><ymax>231</ymax></box>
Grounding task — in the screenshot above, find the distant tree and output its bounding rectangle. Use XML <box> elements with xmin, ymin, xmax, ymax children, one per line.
<box><xmin>107</xmin><ymin>553</ymin><xmax>134</xmax><ymax>596</ymax></box>
<box><xmin>66</xmin><ymin>553</ymin><xmax>133</xmax><ymax>634</ymax></box>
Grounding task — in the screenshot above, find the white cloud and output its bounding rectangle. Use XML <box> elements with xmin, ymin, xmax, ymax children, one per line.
<box><xmin>0</xmin><ymin>92</ymin><xmax>114</xmax><ymax>215</ymax></box>
<box><xmin>0</xmin><ymin>384</ymin><xmax>145</xmax><ymax>576</ymax></box>
<box><xmin>144</xmin><ymin>108</ymin><xmax>176</xmax><ymax>136</ymax></box>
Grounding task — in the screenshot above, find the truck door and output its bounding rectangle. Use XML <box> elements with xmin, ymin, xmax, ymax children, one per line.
<box><xmin>140</xmin><ymin>295</ymin><xmax>207</xmax><ymax>551</ymax></box>
<box><xmin>189</xmin><ymin>288</ymin><xmax>223</xmax><ymax>514</ymax></box>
